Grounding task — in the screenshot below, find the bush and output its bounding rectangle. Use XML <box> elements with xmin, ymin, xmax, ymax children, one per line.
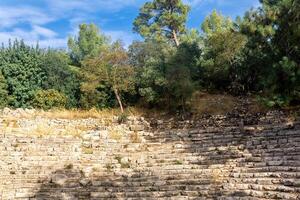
<box><xmin>0</xmin><ymin>40</ymin><xmax>44</xmax><ymax>108</ymax></box>
<box><xmin>0</xmin><ymin>71</ymin><xmax>9</xmax><ymax>108</ymax></box>
<box><xmin>32</xmin><ymin>89</ymin><xmax>67</xmax><ymax>110</ymax></box>
<box><xmin>117</xmin><ymin>113</ymin><xmax>128</xmax><ymax>124</ymax></box>
<box><xmin>259</xmin><ymin>95</ymin><xmax>291</xmax><ymax>108</ymax></box>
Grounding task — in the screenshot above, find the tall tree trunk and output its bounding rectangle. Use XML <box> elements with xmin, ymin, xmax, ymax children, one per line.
<box><xmin>172</xmin><ymin>30</ymin><xmax>180</xmax><ymax>47</ymax></box>
<box><xmin>113</xmin><ymin>88</ymin><xmax>124</xmax><ymax>113</ymax></box>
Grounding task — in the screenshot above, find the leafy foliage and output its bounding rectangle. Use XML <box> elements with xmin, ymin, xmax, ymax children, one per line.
<box><xmin>81</xmin><ymin>42</ymin><xmax>135</xmax><ymax>112</ymax></box>
<box><xmin>32</xmin><ymin>89</ymin><xmax>67</xmax><ymax>110</ymax></box>
<box><xmin>200</xmin><ymin>10</ymin><xmax>247</xmax><ymax>91</ymax></box>
<box><xmin>68</xmin><ymin>23</ymin><xmax>107</xmax><ymax>66</ymax></box>
<box><xmin>0</xmin><ymin>40</ymin><xmax>44</xmax><ymax>108</ymax></box>
<box><xmin>128</xmin><ymin>39</ymin><xmax>200</xmax><ymax>109</ymax></box>
<box><xmin>133</xmin><ymin>0</ymin><xmax>189</xmax><ymax>46</ymax></box>
<box><xmin>165</xmin><ymin>42</ymin><xmax>201</xmax><ymax>109</ymax></box>
<box><xmin>129</xmin><ymin>41</ymin><xmax>169</xmax><ymax>105</ymax></box>
<box><xmin>41</xmin><ymin>50</ymin><xmax>80</xmax><ymax>108</ymax></box>
<box><xmin>0</xmin><ymin>71</ymin><xmax>9</xmax><ymax>108</ymax></box>
<box><xmin>0</xmin><ymin>0</ymin><xmax>299</xmax><ymax>110</ymax></box>
<box><xmin>236</xmin><ymin>0</ymin><xmax>300</xmax><ymax>104</ymax></box>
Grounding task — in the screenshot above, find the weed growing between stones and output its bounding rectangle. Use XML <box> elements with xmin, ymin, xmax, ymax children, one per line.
<box><xmin>82</xmin><ymin>147</ymin><xmax>93</xmax><ymax>154</ymax></box>
<box><xmin>117</xmin><ymin>113</ymin><xmax>128</xmax><ymax>124</ymax></box>
<box><xmin>105</xmin><ymin>163</ymin><xmax>113</xmax><ymax>172</ymax></box>
<box><xmin>174</xmin><ymin>160</ymin><xmax>183</xmax><ymax>165</ymax></box>
<box><xmin>109</xmin><ymin>130</ymin><xmax>122</xmax><ymax>141</ymax></box>
<box><xmin>130</xmin><ymin>131</ymin><xmax>142</xmax><ymax>143</ymax></box>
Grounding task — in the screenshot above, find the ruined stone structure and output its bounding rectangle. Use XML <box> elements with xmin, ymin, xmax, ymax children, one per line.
<box><xmin>0</xmin><ymin>108</ymin><xmax>300</xmax><ymax>199</ymax></box>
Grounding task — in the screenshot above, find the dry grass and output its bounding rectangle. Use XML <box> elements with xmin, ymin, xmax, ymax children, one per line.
<box><xmin>109</xmin><ymin>130</ymin><xmax>122</xmax><ymax>141</ymax></box>
<box><xmin>210</xmin><ymin>169</ymin><xmax>223</xmax><ymax>184</ymax></box>
<box><xmin>0</xmin><ymin>91</ymin><xmax>271</xmax><ymax>138</ymax></box>
<box><xmin>190</xmin><ymin>92</ymin><xmax>236</xmax><ymax>115</ymax></box>
<box><xmin>190</xmin><ymin>92</ymin><xmax>268</xmax><ymax>115</ymax></box>
<box><xmin>1</xmin><ymin>118</ymin><xmax>19</xmax><ymax>128</ymax></box>
<box><xmin>36</xmin><ymin>107</ymin><xmax>161</xmax><ymax>120</ymax></box>
<box><xmin>40</xmin><ymin>108</ymin><xmax>121</xmax><ymax>120</ymax></box>
<box><xmin>81</xmin><ymin>147</ymin><xmax>93</xmax><ymax>154</ymax></box>
<box><xmin>130</xmin><ymin>131</ymin><xmax>142</xmax><ymax>143</ymax></box>
<box><xmin>33</xmin><ymin>123</ymin><xmax>56</xmax><ymax>136</ymax></box>
<box><xmin>24</xmin><ymin>123</ymin><xmax>83</xmax><ymax>137</ymax></box>
<box><xmin>247</xmin><ymin>97</ymin><xmax>269</xmax><ymax>114</ymax></box>
<box><xmin>0</xmin><ymin>117</ymin><xmax>86</xmax><ymax>137</ymax></box>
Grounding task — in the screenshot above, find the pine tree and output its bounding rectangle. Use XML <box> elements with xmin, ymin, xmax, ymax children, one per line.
<box><xmin>0</xmin><ymin>71</ymin><xmax>9</xmax><ymax>108</ymax></box>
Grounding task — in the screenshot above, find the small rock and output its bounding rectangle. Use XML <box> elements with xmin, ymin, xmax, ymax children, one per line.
<box><xmin>51</xmin><ymin>174</ymin><xmax>68</xmax><ymax>186</ymax></box>
<box><xmin>92</xmin><ymin>135</ymin><xmax>100</xmax><ymax>141</ymax></box>
<box><xmin>286</xmin><ymin>121</ymin><xmax>294</xmax><ymax>128</ymax></box>
<box><xmin>2</xmin><ymin>107</ymin><xmax>11</xmax><ymax>115</ymax></box>
<box><xmin>99</xmin><ymin>130</ymin><xmax>108</xmax><ymax>139</ymax></box>
<box><xmin>157</xmin><ymin>120</ymin><xmax>164</xmax><ymax>125</ymax></box>
<box><xmin>121</xmin><ymin>157</ymin><xmax>130</xmax><ymax>164</ymax></box>
<box><xmin>130</xmin><ymin>125</ymin><xmax>144</xmax><ymax>131</ymax></box>
<box><xmin>267</xmin><ymin>161</ymin><xmax>283</xmax><ymax>166</ymax></box>
<box><xmin>82</xmin><ymin>141</ymin><xmax>92</xmax><ymax>148</ymax></box>
<box><xmin>82</xmin><ymin>134</ymin><xmax>91</xmax><ymax>141</ymax></box>
<box><xmin>79</xmin><ymin>178</ymin><xmax>91</xmax><ymax>186</ymax></box>
<box><xmin>244</xmin><ymin>126</ymin><xmax>256</xmax><ymax>131</ymax></box>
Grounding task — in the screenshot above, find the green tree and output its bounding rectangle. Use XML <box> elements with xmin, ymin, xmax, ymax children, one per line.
<box><xmin>133</xmin><ymin>0</ymin><xmax>190</xmax><ymax>46</ymax></box>
<box><xmin>128</xmin><ymin>41</ymin><xmax>170</xmax><ymax>105</ymax></box>
<box><xmin>237</xmin><ymin>0</ymin><xmax>300</xmax><ymax>104</ymax></box>
<box><xmin>129</xmin><ymin>39</ymin><xmax>199</xmax><ymax>109</ymax></box>
<box><xmin>68</xmin><ymin>23</ymin><xmax>107</xmax><ymax>66</ymax></box>
<box><xmin>32</xmin><ymin>89</ymin><xmax>67</xmax><ymax>110</ymax></box>
<box><xmin>0</xmin><ymin>40</ymin><xmax>44</xmax><ymax>108</ymax></box>
<box><xmin>41</xmin><ymin>50</ymin><xmax>80</xmax><ymax>108</ymax></box>
<box><xmin>263</xmin><ymin>57</ymin><xmax>300</xmax><ymax>107</ymax></box>
<box><xmin>165</xmin><ymin>41</ymin><xmax>202</xmax><ymax>109</ymax></box>
<box><xmin>236</xmin><ymin>8</ymin><xmax>275</xmax><ymax>93</ymax></box>
<box><xmin>201</xmin><ymin>10</ymin><xmax>233</xmax><ymax>36</ymax></box>
<box><xmin>201</xmin><ymin>11</ymin><xmax>247</xmax><ymax>90</ymax></box>
<box><xmin>0</xmin><ymin>71</ymin><xmax>9</xmax><ymax>108</ymax></box>
<box><xmin>81</xmin><ymin>42</ymin><xmax>135</xmax><ymax>112</ymax></box>
<box><xmin>180</xmin><ymin>29</ymin><xmax>203</xmax><ymax>46</ymax></box>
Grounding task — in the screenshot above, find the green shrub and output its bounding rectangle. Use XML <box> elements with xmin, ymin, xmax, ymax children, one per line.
<box><xmin>117</xmin><ymin>113</ymin><xmax>128</xmax><ymax>124</ymax></box>
<box><xmin>259</xmin><ymin>95</ymin><xmax>291</xmax><ymax>108</ymax></box>
<box><xmin>0</xmin><ymin>71</ymin><xmax>9</xmax><ymax>108</ymax></box>
<box><xmin>0</xmin><ymin>40</ymin><xmax>44</xmax><ymax>108</ymax></box>
<box><xmin>32</xmin><ymin>89</ymin><xmax>67</xmax><ymax>110</ymax></box>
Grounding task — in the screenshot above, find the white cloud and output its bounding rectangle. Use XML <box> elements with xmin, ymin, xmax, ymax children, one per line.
<box><xmin>0</xmin><ymin>6</ymin><xmax>55</xmax><ymax>28</ymax></box>
<box><xmin>0</xmin><ymin>33</ymin><xmax>12</xmax><ymax>44</ymax></box>
<box><xmin>0</xmin><ymin>25</ymin><xmax>66</xmax><ymax>48</ymax></box>
<box><xmin>185</xmin><ymin>0</ymin><xmax>259</xmax><ymax>8</ymax></box>
<box><xmin>184</xmin><ymin>0</ymin><xmax>231</xmax><ymax>7</ymax></box>
<box><xmin>184</xmin><ymin>0</ymin><xmax>204</xmax><ymax>6</ymax></box>
<box><xmin>0</xmin><ymin>32</ymin><xmax>67</xmax><ymax>48</ymax></box>
<box><xmin>2</xmin><ymin>0</ymin><xmax>259</xmax><ymax>49</ymax></box>
<box><xmin>35</xmin><ymin>38</ymin><xmax>67</xmax><ymax>48</ymax></box>
<box><xmin>46</xmin><ymin>0</ymin><xmax>143</xmax><ymax>13</ymax></box>
<box><xmin>103</xmin><ymin>30</ymin><xmax>139</xmax><ymax>48</ymax></box>
<box><xmin>0</xmin><ymin>26</ymin><xmax>138</xmax><ymax>49</ymax></box>
<box><xmin>0</xmin><ymin>0</ymin><xmax>146</xmax><ymax>48</ymax></box>
<box><xmin>7</xmin><ymin>26</ymin><xmax>57</xmax><ymax>41</ymax></box>
<box><xmin>32</xmin><ymin>25</ymin><xmax>58</xmax><ymax>38</ymax></box>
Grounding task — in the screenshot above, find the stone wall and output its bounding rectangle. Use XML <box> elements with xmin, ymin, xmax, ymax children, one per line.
<box><xmin>0</xmin><ymin>109</ymin><xmax>300</xmax><ymax>199</ymax></box>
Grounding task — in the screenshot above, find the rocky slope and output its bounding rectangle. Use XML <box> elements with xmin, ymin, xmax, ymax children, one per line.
<box><xmin>0</xmin><ymin>107</ymin><xmax>300</xmax><ymax>199</ymax></box>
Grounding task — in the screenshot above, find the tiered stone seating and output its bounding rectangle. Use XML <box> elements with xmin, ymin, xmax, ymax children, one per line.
<box><xmin>0</xmin><ymin>109</ymin><xmax>299</xmax><ymax>199</ymax></box>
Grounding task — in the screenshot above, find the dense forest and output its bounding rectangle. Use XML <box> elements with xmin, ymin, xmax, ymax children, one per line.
<box><xmin>0</xmin><ymin>0</ymin><xmax>299</xmax><ymax>111</ymax></box>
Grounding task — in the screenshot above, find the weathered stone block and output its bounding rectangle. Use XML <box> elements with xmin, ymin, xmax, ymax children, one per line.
<box><xmin>129</xmin><ymin>125</ymin><xmax>144</xmax><ymax>131</ymax></box>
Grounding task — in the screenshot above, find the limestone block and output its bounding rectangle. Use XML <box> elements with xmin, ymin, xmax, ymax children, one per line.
<box><xmin>51</xmin><ymin>174</ymin><xmax>68</xmax><ymax>186</ymax></box>
<box><xmin>130</xmin><ymin>125</ymin><xmax>144</xmax><ymax>131</ymax></box>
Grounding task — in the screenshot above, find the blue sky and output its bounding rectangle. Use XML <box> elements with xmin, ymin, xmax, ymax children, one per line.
<box><xmin>0</xmin><ymin>0</ymin><xmax>260</xmax><ymax>48</ymax></box>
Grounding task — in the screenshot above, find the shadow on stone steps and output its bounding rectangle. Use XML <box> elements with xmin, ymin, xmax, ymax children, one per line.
<box><xmin>33</xmin><ymin>165</ymin><xmax>251</xmax><ymax>200</ymax></box>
